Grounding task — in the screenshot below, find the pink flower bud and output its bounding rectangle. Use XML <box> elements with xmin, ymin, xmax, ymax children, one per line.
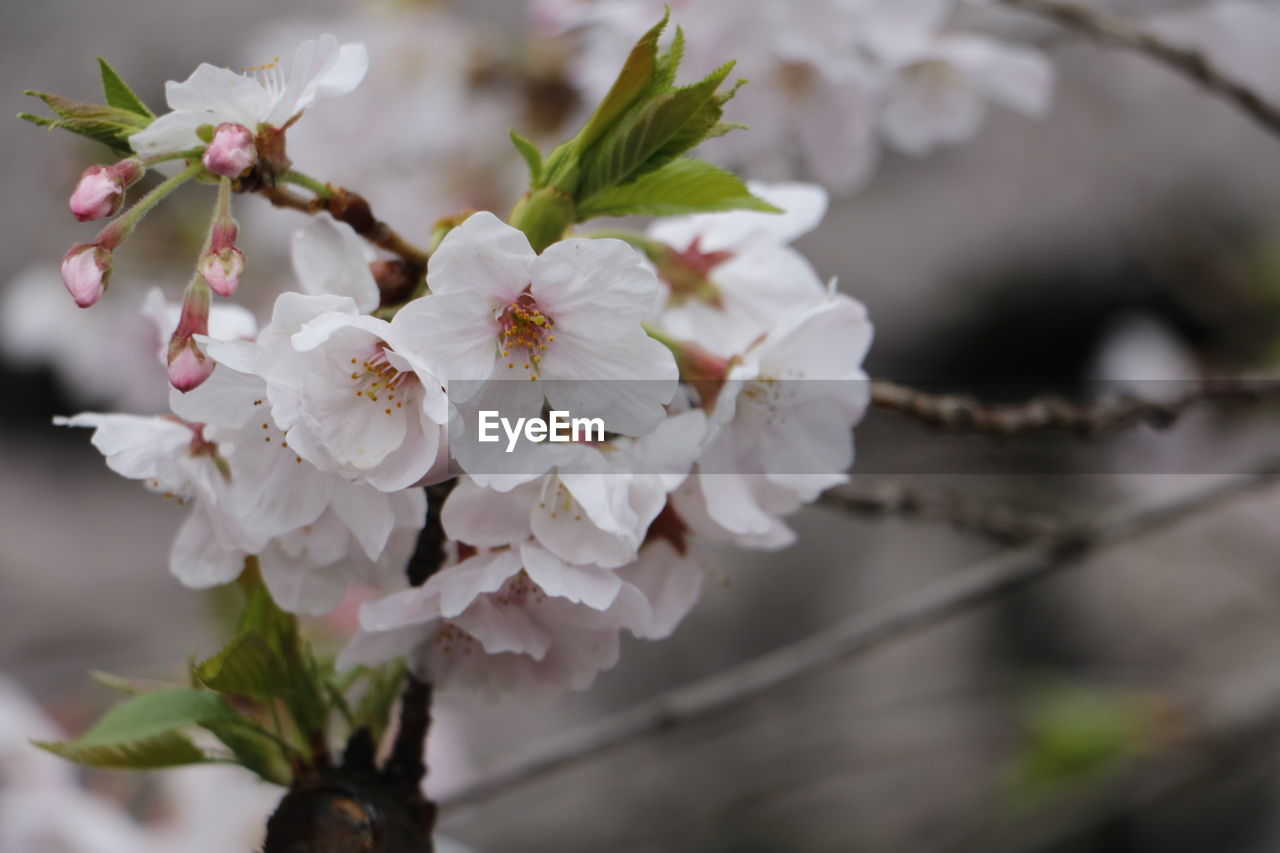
<box><xmin>202</xmin><ymin>124</ymin><xmax>257</xmax><ymax>178</ymax></box>
<box><xmin>68</xmin><ymin>160</ymin><xmax>146</xmax><ymax>222</ymax></box>
<box><xmin>69</xmin><ymin>166</ymin><xmax>122</xmax><ymax>222</ymax></box>
<box><xmin>167</xmin><ymin>340</ymin><xmax>215</xmax><ymax>392</ymax></box>
<box><xmin>200</xmin><ymin>246</ymin><xmax>246</xmax><ymax>298</ymax></box>
<box><xmin>167</xmin><ymin>280</ymin><xmax>213</xmax><ymax>392</ymax></box>
<box><xmin>59</xmin><ymin>243</ymin><xmax>112</xmax><ymax>308</ymax></box>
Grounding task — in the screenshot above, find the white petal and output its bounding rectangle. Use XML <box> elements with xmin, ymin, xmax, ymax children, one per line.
<box><xmin>519</xmin><ymin>543</ymin><xmax>622</xmax><ymax>610</ymax></box>
<box><xmin>291</xmin><ymin>215</ymin><xmax>380</xmax><ymax>313</ymax></box>
<box><xmin>391</xmin><ymin>292</ymin><xmax>499</xmax><ymax>382</ymax></box>
<box><xmin>441</xmin><ymin>478</ymin><xmax>535</xmax><ymax>546</ymax></box>
<box><xmin>531</xmin><ymin>238</ymin><xmax>659</xmax><ymax>330</ymax></box>
<box><xmin>426</xmin><ymin>211</ymin><xmax>534</xmax><ymax>300</ymax></box>
<box><xmin>437</xmin><ymin>549</ymin><xmax>525</xmax><ymax>617</ymax></box>
<box><xmin>170</xmin><ymin>507</ymin><xmax>245</xmax><ymax>588</ymax></box>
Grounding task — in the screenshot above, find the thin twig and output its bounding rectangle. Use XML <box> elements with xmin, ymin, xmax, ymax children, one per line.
<box><xmin>999</xmin><ymin>0</ymin><xmax>1280</xmax><ymax>139</ymax></box>
<box><xmin>442</xmin><ymin>463</ymin><xmax>1280</xmax><ymax>810</ymax></box>
<box><xmin>869</xmin><ymin>377</ymin><xmax>1278</xmax><ymax>436</ymax></box>
<box><xmin>818</xmin><ymin>480</ymin><xmax>1064</xmax><ymax>544</ymax></box>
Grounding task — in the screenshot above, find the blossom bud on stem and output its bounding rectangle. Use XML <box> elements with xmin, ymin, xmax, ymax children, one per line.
<box><xmin>68</xmin><ymin>159</ymin><xmax>144</xmax><ymax>222</ymax></box>
<box><xmin>643</xmin><ymin>324</ymin><xmax>732</xmax><ymax>409</ymax></box>
<box><xmin>199</xmin><ymin>177</ymin><xmax>244</xmax><ymax>298</ymax></box>
<box><xmin>202</xmin><ymin>123</ymin><xmax>257</xmax><ymax>178</ymax></box>
<box><xmin>167</xmin><ymin>279</ymin><xmax>214</xmax><ymax>392</ymax></box>
<box><xmin>59</xmin><ymin>243</ymin><xmax>111</xmax><ymax>308</ymax></box>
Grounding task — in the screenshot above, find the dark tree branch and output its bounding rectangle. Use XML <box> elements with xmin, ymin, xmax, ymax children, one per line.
<box><xmin>818</xmin><ymin>480</ymin><xmax>1064</xmax><ymax>545</ymax></box>
<box><xmin>869</xmin><ymin>377</ymin><xmax>1278</xmax><ymax>436</ymax></box>
<box><xmin>443</xmin><ymin>463</ymin><xmax>1280</xmax><ymax>810</ymax></box>
<box><xmin>1000</xmin><ymin>0</ymin><xmax>1280</xmax><ymax>139</ymax></box>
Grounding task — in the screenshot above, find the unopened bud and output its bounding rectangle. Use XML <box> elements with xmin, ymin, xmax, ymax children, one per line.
<box><xmin>167</xmin><ymin>280</ymin><xmax>213</xmax><ymax>392</ymax></box>
<box><xmin>59</xmin><ymin>243</ymin><xmax>112</xmax><ymax>308</ymax></box>
<box><xmin>200</xmin><ymin>246</ymin><xmax>246</xmax><ymax>298</ymax></box>
<box><xmin>202</xmin><ymin>123</ymin><xmax>257</xmax><ymax>178</ymax></box>
<box><xmin>68</xmin><ymin>160</ymin><xmax>144</xmax><ymax>223</ymax></box>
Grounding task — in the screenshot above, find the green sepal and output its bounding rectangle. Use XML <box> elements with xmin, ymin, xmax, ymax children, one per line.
<box><xmin>202</xmin><ymin>719</ymin><xmax>292</xmax><ymax>786</ymax></box>
<box><xmin>510</xmin><ymin>129</ymin><xmax>544</xmax><ymax>186</ymax></box>
<box><xmin>578</xmin><ymin>157</ymin><xmax>780</xmax><ymax>219</ymax></box>
<box><xmin>98</xmin><ymin>58</ymin><xmax>154</xmax><ymax>119</ymax></box>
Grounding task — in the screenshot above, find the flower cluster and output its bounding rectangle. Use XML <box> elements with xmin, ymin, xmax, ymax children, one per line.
<box><xmin>56</xmin><ymin>31</ymin><xmax>872</xmax><ymax>700</ymax></box>
<box><xmin>538</xmin><ymin>0</ymin><xmax>1054</xmax><ymax>191</ymax></box>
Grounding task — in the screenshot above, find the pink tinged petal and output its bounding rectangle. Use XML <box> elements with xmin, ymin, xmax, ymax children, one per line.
<box><xmin>881</xmin><ymin>64</ymin><xmax>985</xmax><ymax>156</ymax></box>
<box><xmin>291</xmin><ymin>216</ymin><xmax>379</xmax><ymax>313</ymax></box>
<box><xmin>60</xmin><ymin>245</ymin><xmax>110</xmax><ymax>308</ymax></box>
<box><xmin>358</xmin><ymin>585</ymin><xmax>440</xmax><ymax>632</ymax></box>
<box><xmin>337</xmin><ymin>623</ymin><xmax>428</xmax><ymax>670</ymax></box>
<box><xmin>441</xmin><ymin>478</ymin><xmax>536</xmax><ymax>546</ymax></box>
<box><xmin>519</xmin><ymin>543</ymin><xmax>623</xmax><ymax>610</ymax></box>
<box><xmin>169</xmin><ymin>507</ymin><xmax>246</xmax><ymax>588</ymax></box>
<box><xmin>539</xmin><ymin>329</ymin><xmax>677</xmax><ymax>436</ymax></box>
<box><xmin>69</xmin><ymin>166</ymin><xmax>123</xmax><ymax>222</ymax></box>
<box><xmin>426</xmin><ymin>211</ymin><xmax>535</xmax><ymax>300</ymax></box>
<box><xmin>168</xmin><ymin>339</ymin><xmax>215</xmax><ymax>392</ymax></box>
<box><xmin>388</xmin><ymin>292</ymin><xmax>499</xmax><ymax>384</ymax></box>
<box><xmin>437</xmin><ymin>549</ymin><xmax>525</xmax><ymax>618</ymax></box>
<box><xmin>530</xmin><ymin>238</ymin><xmax>659</xmax><ymax>330</ymax></box>
<box><xmin>202</xmin><ymin>123</ymin><xmax>257</xmax><ymax>178</ymax></box>
<box><xmin>452</xmin><ymin>597</ymin><xmax>552</xmax><ymax>659</ymax></box>
<box><xmin>616</xmin><ymin>540</ymin><xmax>704</xmax><ymax>640</ymax></box>
<box><xmin>357</xmin><ymin>404</ymin><xmax>443</xmax><ymax>492</ymax></box>
<box><xmin>950</xmin><ymin>36</ymin><xmax>1055</xmax><ymax>117</ymax></box>
<box><xmin>329</xmin><ymin>483</ymin><xmax>397</xmax><ymax>560</ymax></box>
<box><xmin>259</xmin><ymin>544</ymin><xmax>350</xmax><ymax>617</ymax></box>
<box><xmin>200</xmin><ymin>247</ymin><xmax>245</xmax><ymax>298</ymax></box>
<box><xmin>162</xmin><ymin>63</ymin><xmax>272</xmax><ymax>125</ymax></box>
<box><xmin>530</xmin><ymin>491</ymin><xmax>640</xmax><ymax>569</ymax></box>
<box><xmin>54</xmin><ymin>412</ymin><xmax>194</xmax><ymax>484</ymax></box>
<box><xmin>168</xmin><ymin>365</ymin><xmax>265</xmax><ymax>431</ymax></box>
<box><xmin>757</xmin><ymin>295</ymin><xmax>874</xmax><ymax>380</ymax></box>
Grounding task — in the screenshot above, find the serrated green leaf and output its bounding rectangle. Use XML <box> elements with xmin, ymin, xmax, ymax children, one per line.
<box><xmin>98</xmin><ymin>58</ymin><xmax>153</xmax><ymax>119</ymax></box>
<box><xmin>578</xmin><ymin>157</ymin><xmax>780</xmax><ymax>219</ymax></box>
<box><xmin>575</xmin><ymin>9</ymin><xmax>668</xmax><ymax>153</ymax></box>
<box><xmin>202</xmin><ymin>719</ymin><xmax>292</xmax><ymax>785</ymax></box>
<box><xmin>21</xmin><ymin>91</ymin><xmax>150</xmax><ymax>155</ymax></box>
<box><xmin>652</xmin><ymin>25</ymin><xmax>685</xmax><ymax>91</ymax></box>
<box><xmin>36</xmin><ymin>732</ymin><xmax>208</xmax><ymax>769</ymax></box>
<box><xmin>576</xmin><ymin>61</ymin><xmax>735</xmax><ymax>198</ymax></box>
<box><xmin>196</xmin><ymin>633</ymin><xmax>290</xmax><ymax>700</ymax></box>
<box><xmin>76</xmin><ymin>688</ymin><xmax>240</xmax><ymax>749</ymax></box>
<box><xmin>509</xmin><ymin>130</ymin><xmax>544</xmax><ymax>186</ymax></box>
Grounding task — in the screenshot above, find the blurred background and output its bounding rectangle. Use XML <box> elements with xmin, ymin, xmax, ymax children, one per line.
<box><xmin>4</xmin><ymin>0</ymin><xmax>1280</xmax><ymax>850</ymax></box>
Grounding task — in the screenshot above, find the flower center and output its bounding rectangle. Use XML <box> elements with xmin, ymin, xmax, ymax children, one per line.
<box><xmin>242</xmin><ymin>56</ymin><xmax>286</xmax><ymax>100</ymax></box>
<box><xmin>348</xmin><ymin>347</ymin><xmax>413</xmax><ymax>415</ymax></box>
<box><xmin>497</xmin><ymin>293</ymin><xmax>556</xmax><ymax>381</ymax></box>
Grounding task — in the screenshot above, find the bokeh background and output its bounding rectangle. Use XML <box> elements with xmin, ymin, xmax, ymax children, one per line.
<box><xmin>4</xmin><ymin>0</ymin><xmax>1280</xmax><ymax>850</ymax></box>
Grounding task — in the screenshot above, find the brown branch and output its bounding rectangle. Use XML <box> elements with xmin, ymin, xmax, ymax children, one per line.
<box><xmin>999</xmin><ymin>0</ymin><xmax>1280</xmax><ymax>139</ymax></box>
<box><xmin>442</xmin><ymin>463</ymin><xmax>1280</xmax><ymax>811</ymax></box>
<box><xmin>818</xmin><ymin>480</ymin><xmax>1064</xmax><ymax>544</ymax></box>
<box><xmin>869</xmin><ymin>377</ymin><xmax>1278</xmax><ymax>436</ymax></box>
<box><xmin>254</xmin><ymin>183</ymin><xmax>430</xmax><ymax>277</ymax></box>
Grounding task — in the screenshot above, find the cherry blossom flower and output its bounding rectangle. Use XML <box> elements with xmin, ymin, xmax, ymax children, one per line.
<box><xmin>675</xmin><ymin>293</ymin><xmax>874</xmax><ymax>546</ymax></box>
<box><xmin>129</xmin><ymin>34</ymin><xmax>368</xmax><ymax>160</ymax></box>
<box><xmin>648</xmin><ymin>180</ymin><xmax>831</xmax><ymax>357</ymax></box>
<box><xmin>395</xmin><ymin>212</ymin><xmax>678</xmax><ymax>436</ymax></box>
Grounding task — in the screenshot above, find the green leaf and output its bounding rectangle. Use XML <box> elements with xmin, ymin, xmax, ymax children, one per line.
<box><xmin>578</xmin><ymin>157</ymin><xmax>780</xmax><ymax>219</ymax></box>
<box><xmin>196</xmin><ymin>633</ymin><xmax>290</xmax><ymax>700</ymax></box>
<box><xmin>574</xmin><ymin>8</ymin><xmax>668</xmax><ymax>153</ymax></box>
<box><xmin>76</xmin><ymin>688</ymin><xmax>240</xmax><ymax>748</ymax></box>
<box><xmin>576</xmin><ymin>61</ymin><xmax>735</xmax><ymax>198</ymax></box>
<box><xmin>509</xmin><ymin>130</ymin><xmax>544</xmax><ymax>186</ymax></box>
<box><xmin>34</xmin><ymin>687</ymin><xmax>241</xmax><ymax>770</ymax></box>
<box><xmin>98</xmin><ymin>58</ymin><xmax>153</xmax><ymax>119</ymax></box>
<box><xmin>202</xmin><ymin>719</ymin><xmax>292</xmax><ymax>786</ymax></box>
<box><xmin>89</xmin><ymin>670</ymin><xmax>146</xmax><ymax>695</ymax></box>
<box><xmin>21</xmin><ymin>91</ymin><xmax>151</xmax><ymax>155</ymax></box>
<box><xmin>36</xmin><ymin>732</ymin><xmax>208</xmax><ymax>769</ymax></box>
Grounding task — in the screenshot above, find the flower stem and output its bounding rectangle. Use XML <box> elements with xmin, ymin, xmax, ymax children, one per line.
<box><xmin>96</xmin><ymin>160</ymin><xmax>205</xmax><ymax>249</ymax></box>
<box><xmin>281</xmin><ymin>169</ymin><xmax>335</xmax><ymax>199</ymax></box>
